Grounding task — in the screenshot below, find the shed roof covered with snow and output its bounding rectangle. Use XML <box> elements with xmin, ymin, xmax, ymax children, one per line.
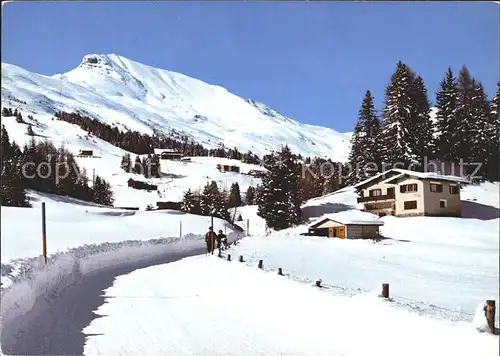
<box><xmin>309</xmin><ymin>210</ymin><xmax>384</xmax><ymax>229</ymax></box>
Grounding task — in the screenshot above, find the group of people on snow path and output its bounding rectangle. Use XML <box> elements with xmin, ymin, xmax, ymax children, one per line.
<box><xmin>205</xmin><ymin>226</ymin><xmax>228</xmax><ymax>255</ymax></box>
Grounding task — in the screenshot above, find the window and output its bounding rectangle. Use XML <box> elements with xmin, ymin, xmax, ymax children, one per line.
<box><xmin>440</xmin><ymin>199</ymin><xmax>447</xmax><ymax>208</ymax></box>
<box><xmin>404</xmin><ymin>200</ymin><xmax>417</xmax><ymax>210</ymax></box>
<box><xmin>369</xmin><ymin>189</ymin><xmax>382</xmax><ymax>197</ymax></box>
<box><xmin>449</xmin><ymin>185</ymin><xmax>459</xmax><ymax>195</ymax></box>
<box><xmin>359</xmin><ymin>190</ymin><xmax>364</xmax><ymax>197</ymax></box>
<box><xmin>387</xmin><ymin>187</ymin><xmax>395</xmax><ymax>196</ymax></box>
<box><xmin>400</xmin><ymin>184</ymin><xmax>418</xmax><ymax>193</ymax></box>
<box><xmin>430</xmin><ymin>183</ymin><xmax>443</xmax><ymax>193</ymax></box>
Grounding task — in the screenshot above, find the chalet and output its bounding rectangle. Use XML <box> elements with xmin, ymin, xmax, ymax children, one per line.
<box><xmin>156</xmin><ymin>201</ymin><xmax>182</xmax><ymax>210</ymax></box>
<box><xmin>308</xmin><ymin>210</ymin><xmax>384</xmax><ymax>239</ymax></box>
<box><xmin>127</xmin><ymin>178</ymin><xmax>158</xmax><ymax>191</ymax></box>
<box><xmin>78</xmin><ymin>149</ymin><xmax>93</xmax><ymax>156</ymax></box>
<box><xmin>354</xmin><ymin>169</ymin><xmax>470</xmax><ymax>217</ymax></box>
<box><xmin>154</xmin><ymin>148</ymin><xmax>182</xmax><ymax>160</ymax></box>
<box><xmin>247</xmin><ymin>169</ymin><xmax>266</xmax><ymax>178</ymax></box>
<box><xmin>217</xmin><ymin>164</ymin><xmax>240</xmax><ymax>173</ymax></box>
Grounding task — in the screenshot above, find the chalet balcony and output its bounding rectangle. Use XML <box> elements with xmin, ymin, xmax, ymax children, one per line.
<box><xmin>357</xmin><ymin>193</ymin><xmax>395</xmax><ymax>203</ymax></box>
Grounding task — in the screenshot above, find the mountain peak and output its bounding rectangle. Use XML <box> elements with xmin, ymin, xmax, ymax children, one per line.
<box><xmin>1</xmin><ymin>55</ymin><xmax>351</xmax><ymax>160</ymax></box>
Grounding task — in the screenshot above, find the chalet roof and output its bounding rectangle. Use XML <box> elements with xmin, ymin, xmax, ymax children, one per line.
<box><xmin>309</xmin><ymin>210</ymin><xmax>384</xmax><ymax>229</ymax></box>
<box><xmin>354</xmin><ymin>169</ymin><xmax>470</xmax><ymax>189</ymax></box>
<box><xmin>154</xmin><ymin>148</ymin><xmax>181</xmax><ymax>155</ymax></box>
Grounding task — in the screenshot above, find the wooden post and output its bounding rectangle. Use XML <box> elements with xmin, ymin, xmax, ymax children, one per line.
<box><xmin>382</xmin><ymin>283</ymin><xmax>389</xmax><ymax>298</ymax></box>
<box><xmin>41</xmin><ymin>202</ymin><xmax>47</xmax><ymax>264</ymax></box>
<box><xmin>258</xmin><ymin>260</ymin><xmax>263</xmax><ymax>269</ymax></box>
<box><xmin>179</xmin><ymin>221</ymin><xmax>182</xmax><ymax>239</ymax></box>
<box><xmin>484</xmin><ymin>300</ymin><xmax>496</xmax><ymax>334</ymax></box>
<box><xmin>227</xmin><ymin>254</ymin><xmax>231</xmax><ymax>261</ymax></box>
<box><xmin>211</xmin><ymin>215</ymin><xmax>214</xmax><ymax>229</ymax></box>
<box><xmin>278</xmin><ymin>267</ymin><xmax>283</xmax><ymax>275</ymax></box>
<box><xmin>246</xmin><ymin>219</ymin><xmax>249</xmax><ymax>236</ymax></box>
<box><xmin>239</xmin><ymin>255</ymin><xmax>243</xmax><ymax>263</ymax></box>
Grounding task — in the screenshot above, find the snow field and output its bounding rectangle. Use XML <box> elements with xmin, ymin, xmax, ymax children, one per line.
<box><xmin>82</xmin><ymin>256</ymin><xmax>499</xmax><ymax>356</ymax></box>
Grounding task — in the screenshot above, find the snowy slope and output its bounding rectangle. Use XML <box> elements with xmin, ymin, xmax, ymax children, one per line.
<box><xmin>82</xmin><ymin>256</ymin><xmax>499</xmax><ymax>356</ymax></box>
<box><xmin>1</xmin><ymin>112</ymin><xmax>264</xmax><ymax>209</ymax></box>
<box><xmin>226</xmin><ymin>183</ymin><xmax>500</xmax><ymax>320</ymax></box>
<box><xmin>1</xmin><ymin>54</ymin><xmax>351</xmax><ymax>160</ymax></box>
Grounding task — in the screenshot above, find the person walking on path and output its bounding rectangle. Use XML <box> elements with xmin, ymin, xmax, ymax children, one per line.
<box><xmin>217</xmin><ymin>229</ymin><xmax>228</xmax><ymax>251</ymax></box>
<box><xmin>205</xmin><ymin>226</ymin><xmax>216</xmax><ymax>255</ymax></box>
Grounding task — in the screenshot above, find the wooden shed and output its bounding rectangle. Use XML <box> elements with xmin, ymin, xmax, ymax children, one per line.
<box><xmin>156</xmin><ymin>201</ymin><xmax>182</xmax><ymax>211</ymax></box>
<box><xmin>308</xmin><ymin>211</ymin><xmax>384</xmax><ymax>239</ymax></box>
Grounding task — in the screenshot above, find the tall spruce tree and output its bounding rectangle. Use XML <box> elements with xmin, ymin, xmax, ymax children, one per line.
<box><xmin>200</xmin><ymin>181</ymin><xmax>229</xmax><ymax>220</ymax></box>
<box><xmin>257</xmin><ymin>145</ymin><xmax>302</xmax><ymax>230</ymax></box>
<box><xmin>228</xmin><ymin>182</ymin><xmax>242</xmax><ymax>208</ymax></box>
<box><xmin>0</xmin><ymin>125</ymin><xmax>30</xmax><ymax>207</ymax></box>
<box><xmin>435</xmin><ymin>68</ymin><xmax>459</xmax><ymax>161</ymax></box>
<box><xmin>92</xmin><ymin>175</ymin><xmax>114</xmax><ymax>206</ymax></box>
<box><xmin>347</xmin><ymin>90</ymin><xmax>382</xmax><ymax>183</ymax></box>
<box><xmin>455</xmin><ymin>66</ymin><xmax>477</xmax><ymax>165</ymax></box>
<box><xmin>120</xmin><ymin>153</ymin><xmax>132</xmax><ymax>172</ymax></box>
<box><xmin>486</xmin><ymin>82</ymin><xmax>500</xmax><ymax>181</ymax></box>
<box><xmin>469</xmin><ymin>81</ymin><xmax>492</xmax><ymax>179</ymax></box>
<box><xmin>408</xmin><ymin>75</ymin><xmax>435</xmax><ymax>169</ymax></box>
<box><xmin>380</xmin><ymin>61</ymin><xmax>416</xmax><ymax>168</ymax></box>
<box><xmin>181</xmin><ymin>188</ymin><xmax>200</xmax><ymax>214</ymax></box>
<box><xmin>245</xmin><ymin>186</ymin><xmax>256</xmax><ymax>205</ymax></box>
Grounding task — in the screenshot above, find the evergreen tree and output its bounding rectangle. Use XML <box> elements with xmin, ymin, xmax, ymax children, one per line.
<box><xmin>181</xmin><ymin>188</ymin><xmax>200</xmax><ymax>214</ymax></box>
<box><xmin>200</xmin><ymin>181</ymin><xmax>229</xmax><ymax>220</ymax></box>
<box><xmin>380</xmin><ymin>61</ymin><xmax>416</xmax><ymax>168</ymax></box>
<box><xmin>347</xmin><ymin>90</ymin><xmax>382</xmax><ymax>184</ymax></box>
<box><xmin>454</xmin><ymin>65</ymin><xmax>477</xmax><ymax>165</ymax></box>
<box><xmin>486</xmin><ymin>82</ymin><xmax>500</xmax><ymax>181</ymax></box>
<box><xmin>435</xmin><ymin>68</ymin><xmax>459</xmax><ymax>161</ymax></box>
<box><xmin>0</xmin><ymin>125</ymin><xmax>30</xmax><ymax>207</ymax></box>
<box><xmin>133</xmin><ymin>156</ymin><xmax>142</xmax><ymax>174</ymax></box>
<box><xmin>27</xmin><ymin>124</ymin><xmax>34</xmax><ymax>136</ymax></box>
<box><xmin>469</xmin><ymin>81</ymin><xmax>492</xmax><ymax>179</ymax></box>
<box><xmin>257</xmin><ymin>145</ymin><xmax>302</xmax><ymax>230</ymax></box>
<box><xmin>120</xmin><ymin>153</ymin><xmax>132</xmax><ymax>172</ymax></box>
<box><xmin>409</xmin><ymin>75</ymin><xmax>435</xmax><ymax>169</ymax></box>
<box><xmin>227</xmin><ymin>182</ymin><xmax>242</xmax><ymax>208</ymax></box>
<box><xmin>245</xmin><ymin>186</ymin><xmax>256</xmax><ymax>205</ymax></box>
<box><xmin>92</xmin><ymin>175</ymin><xmax>114</xmax><ymax>206</ymax></box>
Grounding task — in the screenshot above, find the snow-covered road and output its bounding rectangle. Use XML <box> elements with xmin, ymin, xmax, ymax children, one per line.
<box><xmin>81</xmin><ymin>256</ymin><xmax>498</xmax><ymax>356</ymax></box>
<box><xmin>0</xmin><ymin>247</ymin><xmax>206</xmax><ymax>355</ymax></box>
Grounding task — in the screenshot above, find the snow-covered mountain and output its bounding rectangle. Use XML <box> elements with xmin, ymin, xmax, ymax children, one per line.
<box><xmin>1</xmin><ymin>54</ymin><xmax>351</xmax><ymax>160</ymax></box>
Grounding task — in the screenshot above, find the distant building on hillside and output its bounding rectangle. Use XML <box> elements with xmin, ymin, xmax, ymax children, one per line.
<box><xmin>354</xmin><ymin>169</ymin><xmax>470</xmax><ymax>217</ymax></box>
<box><xmin>127</xmin><ymin>178</ymin><xmax>157</xmax><ymax>191</ymax></box>
<box><xmin>247</xmin><ymin>169</ymin><xmax>265</xmax><ymax>178</ymax></box>
<box><xmin>154</xmin><ymin>148</ymin><xmax>182</xmax><ymax>160</ymax></box>
<box><xmin>156</xmin><ymin>201</ymin><xmax>182</xmax><ymax>211</ymax></box>
<box><xmin>217</xmin><ymin>164</ymin><xmax>240</xmax><ymax>173</ymax></box>
<box><xmin>78</xmin><ymin>149</ymin><xmax>93</xmax><ymax>156</ymax></box>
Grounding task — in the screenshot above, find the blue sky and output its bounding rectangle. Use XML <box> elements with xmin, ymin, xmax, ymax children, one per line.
<box><xmin>2</xmin><ymin>1</ymin><xmax>498</xmax><ymax>132</ymax></box>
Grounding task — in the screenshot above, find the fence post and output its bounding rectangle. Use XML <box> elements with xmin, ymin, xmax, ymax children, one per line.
<box><xmin>258</xmin><ymin>260</ymin><xmax>263</xmax><ymax>269</ymax></box>
<box><xmin>239</xmin><ymin>255</ymin><xmax>243</xmax><ymax>263</ymax></box>
<box><xmin>382</xmin><ymin>283</ymin><xmax>389</xmax><ymax>298</ymax></box>
<box><xmin>246</xmin><ymin>219</ymin><xmax>249</xmax><ymax>236</ymax></box>
<box><xmin>278</xmin><ymin>267</ymin><xmax>283</xmax><ymax>276</ymax></box>
<box><xmin>41</xmin><ymin>202</ymin><xmax>47</xmax><ymax>264</ymax></box>
<box><xmin>484</xmin><ymin>300</ymin><xmax>496</xmax><ymax>334</ymax></box>
<box><xmin>179</xmin><ymin>221</ymin><xmax>182</xmax><ymax>239</ymax></box>
<box><xmin>227</xmin><ymin>254</ymin><xmax>231</xmax><ymax>261</ymax></box>
<box><xmin>211</xmin><ymin>215</ymin><xmax>214</xmax><ymax>229</ymax></box>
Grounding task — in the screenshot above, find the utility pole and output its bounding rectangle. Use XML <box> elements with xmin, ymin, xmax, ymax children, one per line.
<box><xmin>41</xmin><ymin>202</ymin><xmax>47</xmax><ymax>264</ymax></box>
